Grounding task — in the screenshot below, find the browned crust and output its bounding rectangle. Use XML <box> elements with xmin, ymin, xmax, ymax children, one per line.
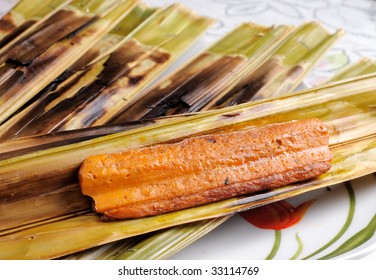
<box><xmin>103</xmin><ymin>161</ymin><xmax>331</xmax><ymax>219</ymax></box>
<box><xmin>79</xmin><ymin>118</ymin><xmax>332</xmax><ymax>220</ymax></box>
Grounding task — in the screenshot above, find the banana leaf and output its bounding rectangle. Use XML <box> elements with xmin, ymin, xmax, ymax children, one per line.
<box><xmin>0</xmin><ymin>3</ymin><xmax>158</xmax><ymax>140</ymax></box>
<box><xmin>1</xmin><ymin>73</ymin><xmax>376</xmax><ymax>259</ymax></box>
<box><xmin>110</xmin><ymin>22</ymin><xmax>294</xmax><ymax>122</ymax></box>
<box><xmin>0</xmin><ymin>4</ymin><xmax>214</xmax><ymax>135</ymax></box>
<box><xmin>0</xmin><ymin>21</ymin><xmax>346</xmax><ymax>235</ymax></box>
<box><xmin>0</xmin><ymin>0</ymin><xmax>138</xmax><ymax>124</ymax></box>
<box><xmin>64</xmin><ymin>58</ymin><xmax>376</xmax><ymax>260</ymax></box>
<box><xmin>205</xmin><ymin>22</ymin><xmax>343</xmax><ymax>109</ymax></box>
<box><xmin>0</xmin><ymin>0</ymin><xmax>70</xmax><ymax>46</ymax></box>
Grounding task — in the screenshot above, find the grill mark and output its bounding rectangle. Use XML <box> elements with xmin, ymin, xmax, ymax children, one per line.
<box><xmin>251</xmin><ymin>64</ymin><xmax>305</xmax><ymax>101</ymax></box>
<box><xmin>3</xmin><ymin>70</ymin><xmax>93</xmax><ymax>140</ymax></box>
<box><xmin>64</xmin><ymin>48</ymin><xmax>100</xmax><ymax>75</ymax></box>
<box><xmin>0</xmin><ymin>45</ymin><xmax>72</xmax><ymax>118</ymax></box>
<box><xmin>214</xmin><ymin>59</ymin><xmax>304</xmax><ymax>107</ymax></box>
<box><xmin>66</xmin><ymin>15</ymin><xmax>99</xmax><ymax>41</ymax></box>
<box><xmin>221</xmin><ymin>112</ymin><xmax>241</xmax><ymax>118</ymax></box>
<box><xmin>12</xmin><ymin>41</ymin><xmax>147</xmax><ymax>139</ymax></box>
<box><xmin>287</xmin><ymin>65</ymin><xmax>304</xmax><ymax>79</ymax></box>
<box><xmin>76</xmin><ymin>48</ymin><xmax>171</xmax><ymax>128</ymax></box>
<box><xmin>229</xmin><ymin>76</ymin><xmax>267</xmax><ymax>105</ymax></box>
<box><xmin>128</xmin><ymin>75</ymin><xmax>143</xmax><ymax>85</ymax></box>
<box><xmin>19</xmin><ymin>25</ymin><xmax>97</xmax><ymax>81</ymax></box>
<box><xmin>20</xmin><ymin>82</ymin><xmax>106</xmax><ymax>135</ymax></box>
<box><xmin>181</xmin><ymin>56</ymin><xmax>245</xmax><ymax>106</ymax></box>
<box><xmin>141</xmin><ymin>55</ymin><xmax>245</xmax><ymax>119</ymax></box>
<box><xmin>77</xmin><ymin>87</ymin><xmax>120</xmax><ymax>128</ymax></box>
<box><xmin>27</xmin><ymin>43</ymin><xmax>71</xmax><ymax>74</ymax></box>
<box><xmin>4</xmin><ymin>10</ymin><xmax>94</xmax><ymax>66</ymax></box>
<box><xmin>149</xmin><ymin>49</ymin><xmax>170</xmax><ymax>64</ymax></box>
<box><xmin>0</xmin><ymin>63</ymin><xmax>17</xmax><ymax>84</ymax></box>
<box><xmin>111</xmin><ymin>53</ymin><xmax>215</xmax><ymax>123</ymax></box>
<box><xmin>213</xmin><ymin>59</ymin><xmax>285</xmax><ymax>108</ymax></box>
<box><xmin>0</xmin><ymin>166</ymin><xmax>80</xmax><ymax>203</ymax></box>
<box><xmin>0</xmin><ymin>13</ymin><xmax>103</xmax><ymax>122</ymax></box>
<box><xmin>29</xmin><ymin>43</ymin><xmax>102</xmax><ymax>98</ymax></box>
<box><xmin>178</xmin><ymin>56</ymin><xmax>246</xmax><ymax>112</ymax></box>
<box><xmin>142</xmin><ymin>66</ymin><xmax>228</xmax><ymax>118</ymax></box>
<box><xmin>17</xmin><ymin>40</ymin><xmax>159</xmax><ymax>134</ymax></box>
<box><xmin>95</xmin><ymin>39</ymin><xmax>153</xmax><ymax>85</ymax></box>
<box><xmin>0</xmin><ymin>70</ymin><xmax>25</xmax><ymax>100</ymax></box>
<box><xmin>0</xmin><ymin>20</ymin><xmax>36</xmax><ymax>49</ymax></box>
<box><xmin>214</xmin><ymin>72</ymin><xmax>268</xmax><ymax>107</ymax></box>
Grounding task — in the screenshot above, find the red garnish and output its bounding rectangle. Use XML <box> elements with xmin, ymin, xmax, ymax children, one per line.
<box><xmin>240</xmin><ymin>200</ymin><xmax>315</xmax><ymax>230</ymax></box>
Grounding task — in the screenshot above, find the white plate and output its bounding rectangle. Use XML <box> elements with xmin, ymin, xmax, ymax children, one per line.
<box><xmin>170</xmin><ymin>174</ymin><xmax>376</xmax><ymax>260</ymax></box>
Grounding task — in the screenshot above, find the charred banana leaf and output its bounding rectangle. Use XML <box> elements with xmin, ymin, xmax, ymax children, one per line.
<box><xmin>58</xmin><ymin>4</ymin><xmax>214</xmax><ymax>128</ymax></box>
<box><xmin>0</xmin><ymin>3</ymin><xmax>158</xmax><ymax>141</ymax></box>
<box><xmin>1</xmin><ymin>73</ymin><xmax>376</xmax><ymax>259</ymax></box>
<box><xmin>0</xmin><ymin>120</ymin><xmax>156</xmax><ymax>160</ymax></box>
<box><xmin>0</xmin><ymin>0</ymin><xmax>124</xmax><ymax>64</ymax></box>
<box><xmin>0</xmin><ymin>0</ymin><xmax>138</xmax><ymax>124</ymax></box>
<box><xmin>0</xmin><ymin>22</ymin><xmax>344</xmax><ymax>153</ymax></box>
<box><xmin>110</xmin><ymin>23</ymin><xmax>294</xmax><ymax>122</ymax></box>
<box><xmin>205</xmin><ymin>22</ymin><xmax>343</xmax><ymax>109</ymax></box>
<box><xmin>55</xmin><ymin>3</ymin><xmax>158</xmax><ymax>85</ymax></box>
<box><xmin>0</xmin><ymin>0</ymin><xmax>70</xmax><ymax>47</ymax></box>
<box><xmin>0</xmin><ymin>20</ymin><xmax>344</xmax><ymax>235</ymax></box>
<box><xmin>110</xmin><ymin>21</ymin><xmax>341</xmax><ymax>123</ymax></box>
<box><xmin>0</xmin><ymin>4</ymin><xmax>213</xmax><ymax>136</ymax></box>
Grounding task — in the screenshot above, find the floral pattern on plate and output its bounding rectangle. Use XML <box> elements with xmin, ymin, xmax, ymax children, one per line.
<box><xmin>171</xmin><ymin>174</ymin><xmax>376</xmax><ymax>259</ymax></box>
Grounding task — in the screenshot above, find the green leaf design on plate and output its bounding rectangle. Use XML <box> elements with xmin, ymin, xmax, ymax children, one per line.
<box><xmin>319</xmin><ymin>214</ymin><xmax>376</xmax><ymax>260</ymax></box>
<box><xmin>290</xmin><ymin>233</ymin><xmax>303</xmax><ymax>260</ymax></box>
<box><xmin>265</xmin><ymin>230</ymin><xmax>281</xmax><ymax>260</ymax></box>
<box><xmin>302</xmin><ymin>182</ymin><xmax>355</xmax><ymax>259</ymax></box>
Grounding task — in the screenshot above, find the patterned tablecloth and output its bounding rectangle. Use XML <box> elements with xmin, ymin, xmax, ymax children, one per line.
<box><xmin>1</xmin><ymin>0</ymin><xmax>375</xmax><ymax>260</ymax></box>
